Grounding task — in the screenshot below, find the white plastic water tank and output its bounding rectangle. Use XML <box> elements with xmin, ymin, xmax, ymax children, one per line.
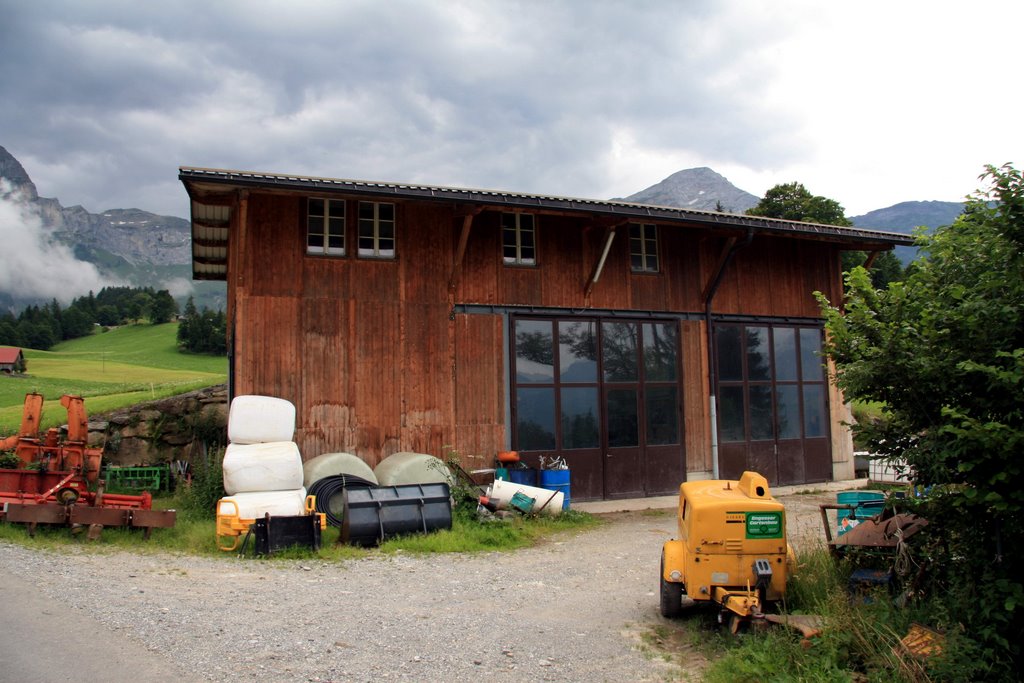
<box><xmin>373</xmin><ymin>452</ymin><xmax>454</xmax><ymax>487</ymax></box>
<box><xmin>227</xmin><ymin>395</ymin><xmax>296</xmax><ymax>444</ymax></box>
<box><xmin>302</xmin><ymin>452</ymin><xmax>378</xmax><ymax>488</ymax></box>
<box><xmin>217</xmin><ymin>488</ymin><xmax>308</xmax><ymax>520</ymax></box>
<box><xmin>222</xmin><ymin>441</ymin><xmax>304</xmax><ymax>494</ymax></box>
<box><xmin>490</xmin><ymin>478</ymin><xmax>564</xmax><ymax>516</ymax></box>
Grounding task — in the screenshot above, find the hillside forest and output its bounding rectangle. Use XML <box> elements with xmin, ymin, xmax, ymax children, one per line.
<box><xmin>0</xmin><ymin>287</ymin><xmax>224</xmax><ymax>355</ymax></box>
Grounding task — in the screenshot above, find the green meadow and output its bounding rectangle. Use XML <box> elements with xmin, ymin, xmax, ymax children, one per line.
<box><xmin>0</xmin><ymin>323</ymin><xmax>227</xmax><ymax>431</ymax></box>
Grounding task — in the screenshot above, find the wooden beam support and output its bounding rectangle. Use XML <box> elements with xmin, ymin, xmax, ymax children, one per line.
<box><xmin>584</xmin><ymin>222</ymin><xmax>622</xmax><ymax>297</ymax></box>
<box><xmin>862</xmin><ymin>250</ymin><xmax>879</xmax><ymax>270</ymax></box>
<box><xmin>700</xmin><ymin>235</ymin><xmax>739</xmax><ymax>304</ymax></box>
<box><xmin>448</xmin><ymin>208</ymin><xmax>483</xmax><ymax>291</ymax></box>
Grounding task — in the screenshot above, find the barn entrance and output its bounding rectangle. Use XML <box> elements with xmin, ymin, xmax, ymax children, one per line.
<box><xmin>713</xmin><ymin>323</ymin><xmax>832</xmax><ymax>485</ymax></box>
<box><xmin>510</xmin><ymin>316</ymin><xmax>684</xmax><ymax>500</ymax></box>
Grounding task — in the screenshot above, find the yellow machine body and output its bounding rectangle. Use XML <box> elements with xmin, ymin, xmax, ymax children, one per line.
<box><xmin>660</xmin><ymin>471</ymin><xmax>790</xmax><ymax>620</ymax></box>
<box><xmin>216</xmin><ymin>495</ymin><xmax>325</xmax><ymax>551</ymax></box>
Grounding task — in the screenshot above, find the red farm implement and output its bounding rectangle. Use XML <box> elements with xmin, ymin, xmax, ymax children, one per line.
<box><xmin>0</xmin><ymin>392</ymin><xmax>175</xmax><ymax>539</ymax></box>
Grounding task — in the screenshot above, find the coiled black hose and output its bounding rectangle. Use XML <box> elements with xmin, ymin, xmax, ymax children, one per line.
<box><xmin>308</xmin><ymin>474</ymin><xmax>376</xmax><ymax>527</ymax></box>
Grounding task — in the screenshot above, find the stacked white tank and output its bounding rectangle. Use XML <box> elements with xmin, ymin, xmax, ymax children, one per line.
<box><xmin>217</xmin><ymin>395</ymin><xmax>307</xmax><ymax>519</ymax></box>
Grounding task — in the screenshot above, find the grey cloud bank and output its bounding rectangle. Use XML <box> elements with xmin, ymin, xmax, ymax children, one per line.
<box><xmin>0</xmin><ymin>1</ymin><xmax>1019</xmax><ymax>220</ymax></box>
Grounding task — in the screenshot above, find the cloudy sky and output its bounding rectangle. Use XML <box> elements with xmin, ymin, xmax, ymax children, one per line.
<box><xmin>1</xmin><ymin>1</ymin><xmax>1021</xmax><ymax>220</ymax></box>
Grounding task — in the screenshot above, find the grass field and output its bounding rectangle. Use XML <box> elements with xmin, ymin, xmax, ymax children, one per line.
<box><xmin>0</xmin><ymin>323</ymin><xmax>227</xmax><ymax>431</ymax></box>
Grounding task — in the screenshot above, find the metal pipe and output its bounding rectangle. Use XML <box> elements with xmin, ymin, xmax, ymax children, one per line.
<box><xmin>704</xmin><ymin>229</ymin><xmax>755</xmax><ymax>479</ymax></box>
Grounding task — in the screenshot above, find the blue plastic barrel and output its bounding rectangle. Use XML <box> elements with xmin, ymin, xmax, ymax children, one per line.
<box><xmin>537</xmin><ymin>469</ymin><xmax>571</xmax><ymax>510</ymax></box>
<box><xmin>508</xmin><ymin>468</ymin><xmax>537</xmax><ymax>487</ymax></box>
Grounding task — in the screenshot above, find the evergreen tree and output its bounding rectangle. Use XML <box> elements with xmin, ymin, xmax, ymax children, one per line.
<box><xmin>150</xmin><ymin>289</ymin><xmax>179</xmax><ymax>324</ymax></box>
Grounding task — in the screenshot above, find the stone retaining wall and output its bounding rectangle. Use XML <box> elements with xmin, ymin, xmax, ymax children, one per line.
<box><xmin>88</xmin><ymin>384</ymin><xmax>228</xmax><ymax>467</ymax></box>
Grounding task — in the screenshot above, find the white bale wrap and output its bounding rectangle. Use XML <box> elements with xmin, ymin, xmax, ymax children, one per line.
<box><xmin>228</xmin><ymin>395</ymin><xmax>296</xmax><ymax>444</ymax></box>
<box><xmin>302</xmin><ymin>452</ymin><xmax>378</xmax><ymax>488</ymax></box>
<box><xmin>217</xmin><ymin>488</ymin><xmax>308</xmax><ymax>521</ymax></box>
<box><xmin>222</xmin><ymin>441</ymin><xmax>303</xmax><ymax>494</ymax></box>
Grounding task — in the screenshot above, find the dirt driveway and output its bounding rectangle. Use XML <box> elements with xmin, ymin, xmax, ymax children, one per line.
<box><xmin>0</xmin><ymin>491</ymin><xmax>837</xmax><ymax>682</ymax></box>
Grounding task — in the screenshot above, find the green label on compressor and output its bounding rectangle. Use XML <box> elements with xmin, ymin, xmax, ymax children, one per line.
<box><xmin>745</xmin><ymin>511</ymin><xmax>783</xmax><ymax>539</ymax></box>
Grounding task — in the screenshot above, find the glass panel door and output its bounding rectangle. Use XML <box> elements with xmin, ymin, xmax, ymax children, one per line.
<box><xmin>714</xmin><ymin>323</ymin><xmax>831</xmax><ymax>485</ymax></box>
<box><xmin>511</xmin><ymin>316</ymin><xmax>683</xmax><ymax>500</ymax></box>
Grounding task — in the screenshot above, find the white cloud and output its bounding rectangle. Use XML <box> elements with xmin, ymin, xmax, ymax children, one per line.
<box><xmin>0</xmin><ymin>180</ymin><xmax>109</xmax><ymax>302</ymax></box>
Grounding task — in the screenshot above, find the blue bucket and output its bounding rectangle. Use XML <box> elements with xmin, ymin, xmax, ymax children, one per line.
<box><xmin>537</xmin><ymin>469</ymin><xmax>571</xmax><ymax>510</ymax></box>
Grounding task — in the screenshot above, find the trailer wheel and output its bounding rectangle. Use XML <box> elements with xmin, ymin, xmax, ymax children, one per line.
<box><xmin>659</xmin><ymin>551</ymin><xmax>683</xmax><ymax>618</ymax></box>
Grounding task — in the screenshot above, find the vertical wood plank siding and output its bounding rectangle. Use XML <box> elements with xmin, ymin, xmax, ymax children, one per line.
<box><xmin>230</xmin><ymin>191</ymin><xmax>844</xmax><ymax>475</ymax></box>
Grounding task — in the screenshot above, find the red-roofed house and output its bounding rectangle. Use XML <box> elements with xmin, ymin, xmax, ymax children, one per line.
<box><xmin>0</xmin><ymin>347</ymin><xmax>25</xmax><ymax>374</ymax></box>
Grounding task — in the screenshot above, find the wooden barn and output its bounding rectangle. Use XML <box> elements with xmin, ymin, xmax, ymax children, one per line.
<box><xmin>0</xmin><ymin>347</ymin><xmax>25</xmax><ymax>374</ymax></box>
<box><xmin>178</xmin><ymin>167</ymin><xmax>911</xmax><ymax>501</ymax></box>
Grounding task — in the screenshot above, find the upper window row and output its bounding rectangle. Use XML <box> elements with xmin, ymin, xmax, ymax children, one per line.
<box><xmin>503</xmin><ymin>214</ymin><xmax>660</xmax><ymax>273</ymax></box>
<box><xmin>307</xmin><ymin>199</ymin><xmax>395</xmax><ymax>259</ymax></box>
<box><xmin>307</xmin><ymin>202</ymin><xmax>659</xmax><ymax>272</ymax></box>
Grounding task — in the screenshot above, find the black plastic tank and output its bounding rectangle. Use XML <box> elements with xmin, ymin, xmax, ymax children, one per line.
<box><xmin>341</xmin><ymin>483</ymin><xmax>452</xmax><ymax>547</ymax></box>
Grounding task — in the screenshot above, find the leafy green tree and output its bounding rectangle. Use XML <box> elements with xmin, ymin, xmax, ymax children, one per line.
<box><xmin>176</xmin><ymin>296</ymin><xmax>226</xmax><ymax>355</ymax></box>
<box><xmin>125</xmin><ymin>291</ymin><xmax>152</xmax><ymax>323</ymax></box>
<box><xmin>842</xmin><ymin>249</ymin><xmax>905</xmax><ymax>289</ymax></box>
<box><xmin>747</xmin><ymin>181</ymin><xmax>852</xmax><ymax>226</ymax></box>
<box><xmin>61</xmin><ymin>307</ymin><xmax>93</xmax><ymax>339</ymax></box>
<box><xmin>819</xmin><ymin>164</ymin><xmax>1024</xmax><ymax>674</ymax></box>
<box><xmin>96</xmin><ymin>305</ymin><xmax>120</xmax><ymax>327</ymax></box>
<box><xmin>22</xmin><ymin>321</ymin><xmax>55</xmax><ymax>350</ymax></box>
<box><xmin>149</xmin><ymin>289</ymin><xmax>179</xmax><ymax>324</ymax></box>
<box><xmin>750</xmin><ymin>181</ymin><xmax>905</xmax><ymax>285</ymax></box>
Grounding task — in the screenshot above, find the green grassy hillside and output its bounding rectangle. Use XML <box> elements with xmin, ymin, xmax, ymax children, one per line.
<box><xmin>0</xmin><ymin>323</ymin><xmax>226</xmax><ymax>432</ymax></box>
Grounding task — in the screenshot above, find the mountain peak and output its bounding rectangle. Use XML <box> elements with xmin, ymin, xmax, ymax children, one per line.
<box><xmin>617</xmin><ymin>167</ymin><xmax>759</xmax><ymax>213</ymax></box>
<box><xmin>0</xmin><ymin>145</ymin><xmax>39</xmax><ymax>201</ymax></box>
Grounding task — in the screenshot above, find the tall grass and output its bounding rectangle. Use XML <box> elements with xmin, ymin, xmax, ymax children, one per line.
<box><xmin>700</xmin><ymin>547</ymin><xmax>994</xmax><ymax>682</ymax></box>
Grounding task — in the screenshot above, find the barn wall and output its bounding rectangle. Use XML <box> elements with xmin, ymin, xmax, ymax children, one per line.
<box><xmin>228</xmin><ymin>192</ymin><xmax>844</xmax><ymax>478</ymax></box>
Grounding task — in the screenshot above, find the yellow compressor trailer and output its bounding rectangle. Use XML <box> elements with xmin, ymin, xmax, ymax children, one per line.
<box><xmin>660</xmin><ymin>471</ymin><xmax>793</xmax><ymax>631</ymax></box>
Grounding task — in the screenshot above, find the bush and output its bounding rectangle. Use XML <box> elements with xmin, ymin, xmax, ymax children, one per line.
<box><xmin>178</xmin><ymin>446</ymin><xmax>224</xmax><ymax>518</ymax></box>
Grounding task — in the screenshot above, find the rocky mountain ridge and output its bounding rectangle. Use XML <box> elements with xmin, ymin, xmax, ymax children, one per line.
<box><xmin>1</xmin><ymin>145</ymin><xmax>190</xmax><ymax>268</ymax></box>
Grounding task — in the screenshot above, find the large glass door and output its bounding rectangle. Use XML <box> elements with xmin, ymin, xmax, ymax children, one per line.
<box><xmin>511</xmin><ymin>316</ymin><xmax>682</xmax><ymax>500</ymax></box>
<box><xmin>715</xmin><ymin>323</ymin><xmax>830</xmax><ymax>485</ymax></box>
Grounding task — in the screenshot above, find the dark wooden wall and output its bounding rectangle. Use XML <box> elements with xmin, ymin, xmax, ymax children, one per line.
<box><xmin>227</xmin><ymin>192</ymin><xmax>843</xmax><ymax>472</ymax></box>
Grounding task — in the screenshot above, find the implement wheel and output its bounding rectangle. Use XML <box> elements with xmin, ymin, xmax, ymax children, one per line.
<box><xmin>659</xmin><ymin>551</ymin><xmax>683</xmax><ymax>618</ymax></box>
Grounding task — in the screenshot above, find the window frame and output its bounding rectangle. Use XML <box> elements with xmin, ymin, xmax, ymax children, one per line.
<box><xmin>714</xmin><ymin>323</ymin><xmax>828</xmax><ymax>444</ymax></box>
<box><xmin>629</xmin><ymin>223</ymin><xmax>660</xmax><ymax>273</ymax></box>
<box><xmin>306</xmin><ymin>197</ymin><xmax>346</xmax><ymax>256</ymax></box>
<box><xmin>357</xmin><ymin>201</ymin><xmax>396</xmax><ymax>260</ymax></box>
<box><xmin>501</xmin><ymin>212</ymin><xmax>537</xmax><ymax>266</ymax></box>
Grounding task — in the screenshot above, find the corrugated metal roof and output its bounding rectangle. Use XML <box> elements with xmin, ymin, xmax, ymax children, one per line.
<box><xmin>179</xmin><ymin>166</ymin><xmax>915</xmax><ymax>281</ymax></box>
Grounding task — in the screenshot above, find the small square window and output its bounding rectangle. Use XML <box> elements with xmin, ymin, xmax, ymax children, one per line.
<box><xmin>629</xmin><ymin>223</ymin><xmax>659</xmax><ymax>273</ymax></box>
<box><xmin>307</xmin><ymin>198</ymin><xmax>345</xmax><ymax>256</ymax></box>
<box><xmin>358</xmin><ymin>201</ymin><xmax>396</xmax><ymax>259</ymax></box>
<box><xmin>502</xmin><ymin>213</ymin><xmax>536</xmax><ymax>266</ymax></box>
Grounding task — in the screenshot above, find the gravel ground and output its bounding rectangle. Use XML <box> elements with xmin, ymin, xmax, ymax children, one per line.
<box><xmin>0</xmin><ymin>491</ymin><xmax>836</xmax><ymax>683</ymax></box>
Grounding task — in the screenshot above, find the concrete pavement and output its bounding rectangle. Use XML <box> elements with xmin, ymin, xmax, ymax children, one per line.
<box><xmin>573</xmin><ymin>477</ymin><xmax>868</xmax><ymax>514</ymax></box>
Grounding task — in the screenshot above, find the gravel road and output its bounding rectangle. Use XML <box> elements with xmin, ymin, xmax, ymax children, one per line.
<box><xmin>0</xmin><ymin>491</ymin><xmax>836</xmax><ymax>683</ymax></box>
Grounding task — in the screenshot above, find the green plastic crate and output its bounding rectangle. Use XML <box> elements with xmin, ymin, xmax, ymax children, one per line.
<box><xmin>104</xmin><ymin>465</ymin><xmax>166</xmax><ymax>492</ymax></box>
